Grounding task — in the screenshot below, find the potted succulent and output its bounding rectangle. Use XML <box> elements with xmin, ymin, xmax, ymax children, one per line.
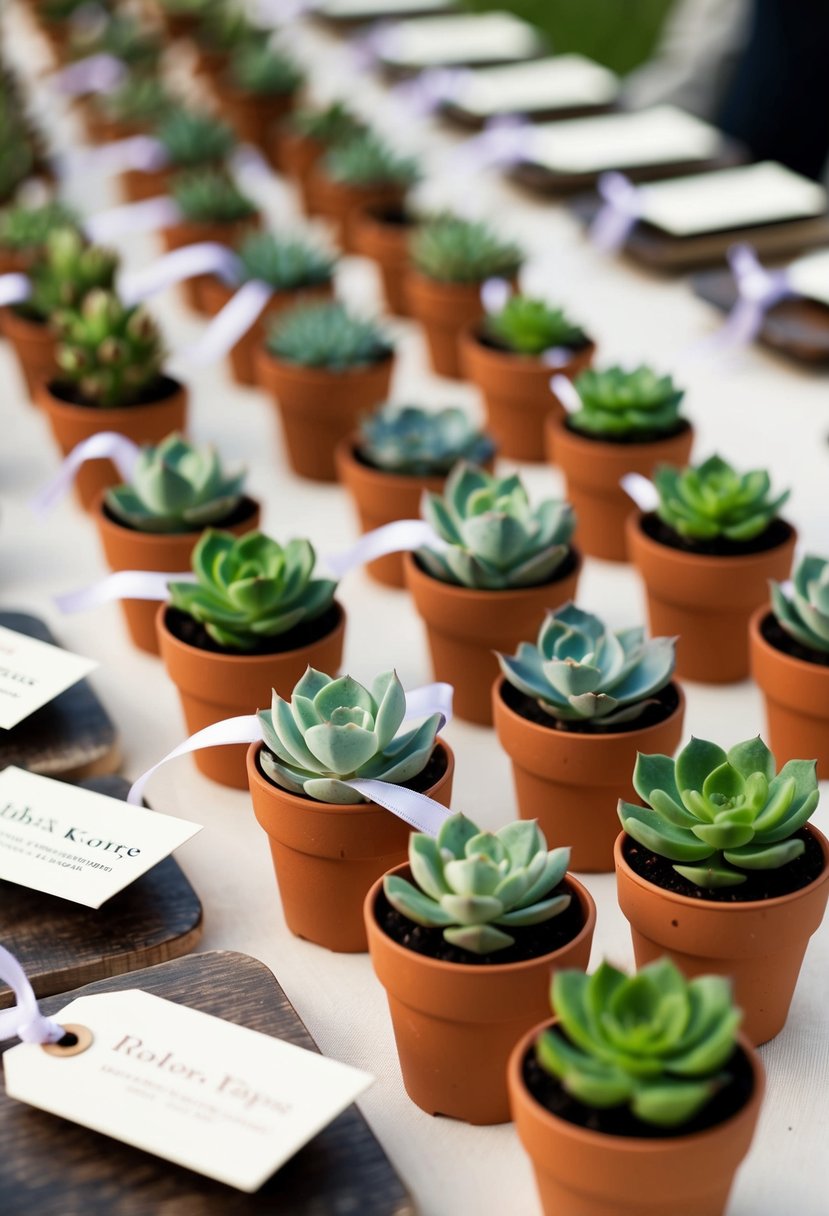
<box><xmin>365</xmin><ymin>813</ymin><xmax>595</xmax><ymax>1124</ymax></box>
<box><xmin>627</xmin><ymin>455</ymin><xmax>795</xmax><ymax>683</ymax></box>
<box><xmin>199</xmin><ymin>230</ymin><xmax>336</xmax><ymax>386</ymax></box>
<box><xmin>0</xmin><ymin>108</ymin><xmax>34</xmax><ymax>210</ymax></box>
<box><xmin>463</xmin><ymin>292</ymin><xmax>594</xmax><ymax>461</ymax></box>
<box><xmin>549</xmin><ymin>365</ymin><xmax>694</xmax><ymax>562</ymax></box>
<box><xmin>276</xmin><ymin>101</ymin><xmax>365</xmax><ymax>213</ymax></box>
<box><xmin>248</xmin><ymin>668</ymin><xmax>454</xmax><ymax>951</ymax></box>
<box><xmin>222</xmin><ymin>41</ymin><xmax>305</xmax><ymax>153</ymax></box>
<box><xmin>191</xmin><ymin>4</ymin><xmax>259</xmax><ymax>88</ymax></box>
<box><xmin>352</xmin><ymin>199</ymin><xmax>417</xmax><ymax>318</ymax></box>
<box><xmin>161</xmin><ymin>529</ymin><xmax>345</xmax><ymax>789</ymax></box>
<box><xmin>94</xmin><ymin>432</ymin><xmax>260</xmax><ymax>654</ymax></box>
<box><xmin>405</xmin><ymin>463</ymin><xmax>580</xmax><ymax>725</ymax></box>
<box><xmin>85</xmin><ymin>75</ymin><xmax>174</xmax><ymax>145</ymax></box>
<box><xmin>493</xmin><ymin>603</ymin><xmax>684</xmax><ymax>872</ymax></box>
<box><xmin>152</xmin><ymin>0</ymin><xmax>215</xmax><ymax>40</ymax></box>
<box><xmin>256</xmin><ymin>300</ymin><xmax>395</xmax><ymax>482</ymax></box>
<box><xmin>407</xmin><ymin>213</ymin><xmax>523</xmax><ymax>379</ymax></box>
<box><xmin>509</xmin><ymin>959</ymin><xmax>763</xmax><ymax>1216</ymax></box>
<box><xmin>0</xmin><ymin>199</ymin><xmax>78</xmax><ymax>276</ymax></box>
<box><xmin>751</xmin><ymin>555</ymin><xmax>829</xmax><ymax>773</ymax></box>
<box><xmin>311</xmin><ymin>130</ymin><xmax>420</xmax><ymax>253</ymax></box>
<box><xmin>336</xmin><ymin>403</ymin><xmax>496</xmax><ymax>588</ymax></box>
<box><xmin>38</xmin><ymin>289</ymin><xmax>188</xmax><ymax>509</ymax></box>
<box><xmin>121</xmin><ymin>109</ymin><xmax>237</xmax><ymax>204</ymax></box>
<box><xmin>615</xmin><ymin>734</ymin><xmax>829</xmax><ymax>1043</ymax></box>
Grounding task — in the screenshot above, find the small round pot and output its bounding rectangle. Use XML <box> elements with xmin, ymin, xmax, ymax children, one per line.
<box><xmin>352</xmin><ymin>202</ymin><xmax>415</xmax><ymax>317</ymax></box>
<box><xmin>274</xmin><ymin>127</ymin><xmax>325</xmax><ymax>210</ymax></box>
<box><xmin>255</xmin><ymin>348</ymin><xmax>395</xmax><ymax>482</ymax></box>
<box><xmin>249</xmin><ymin>740</ymin><xmax>454</xmax><ymax>952</ymax></box>
<box><xmin>309</xmin><ymin>170</ymin><xmax>406</xmax><ymax>254</ymax></box>
<box><xmin>220</xmin><ymin>85</ymin><xmax>296</xmax><ymax>154</ymax></box>
<box><xmin>463</xmin><ymin>329</ymin><xmax>595</xmax><ymax>462</ymax></box>
<box><xmin>406</xmin><ymin>272</ymin><xmax>512</xmax><ymax>380</ymax></box>
<box><xmin>626</xmin><ymin>511</ymin><xmax>796</xmax><ymax>684</ymax></box>
<box><xmin>548</xmin><ymin>420</ymin><xmax>694</xmax><ymax>562</ymax></box>
<box><xmin>93</xmin><ymin>492</ymin><xmax>261</xmax><ymax>655</ymax></box>
<box><xmin>160</xmin><ymin>213</ymin><xmax>261</xmax><ymax>313</ymax></box>
<box><xmin>366</xmin><ymin>865</ymin><xmax>595</xmax><ymax>1124</ymax></box>
<box><xmin>508</xmin><ymin>1020</ymin><xmax>764</xmax><ymax>1216</ymax></box>
<box><xmin>157</xmin><ymin>601</ymin><xmax>347</xmax><ymax>789</ymax></box>
<box><xmin>749</xmin><ymin>605</ymin><xmax>829</xmax><ymax>774</ymax></box>
<box><xmin>3</xmin><ymin>308</ymin><xmax>57</xmax><ymax>402</ymax></box>
<box><xmin>493</xmin><ymin>677</ymin><xmax>686</xmax><ymax>872</ymax></box>
<box><xmin>404</xmin><ymin>550</ymin><xmax>582</xmax><ymax>725</ymax></box>
<box><xmin>38</xmin><ymin>378</ymin><xmax>188</xmax><ymax>511</ymax></box>
<box><xmin>614</xmin><ymin>826</ymin><xmax>829</xmax><ymax>1044</ymax></box>
<box><xmin>120</xmin><ymin>163</ymin><xmax>171</xmax><ymax>205</ymax></box>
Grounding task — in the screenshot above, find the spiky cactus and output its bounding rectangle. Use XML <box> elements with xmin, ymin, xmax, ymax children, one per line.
<box><xmin>53</xmin><ymin>290</ymin><xmax>165</xmax><ymax>407</ymax></box>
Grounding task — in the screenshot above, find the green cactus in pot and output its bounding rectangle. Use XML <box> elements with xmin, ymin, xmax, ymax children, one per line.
<box><xmin>570</xmin><ymin>365</ymin><xmax>685</xmax><ymax>438</ymax></box>
<box><xmin>484</xmin><ymin>293</ymin><xmax>586</xmax><ymax>356</ymax></box>
<box><xmin>155</xmin><ymin>109</ymin><xmax>237</xmax><ymax>170</ymax></box>
<box><xmin>323</xmin><ymin>129</ymin><xmax>420</xmax><ymax>188</ymax></box>
<box><xmin>411</xmin><ymin>213</ymin><xmax>523</xmax><ymax>284</ymax></box>
<box><xmin>53</xmin><ymin>289</ymin><xmax>165</xmax><ymax>407</ymax></box>
<box><xmin>25</xmin><ymin>227</ymin><xmax>119</xmax><ymax>323</ymax></box>
<box><xmin>0</xmin><ymin>200</ymin><xmax>79</xmax><ymax>254</ymax></box>
<box><xmin>171</xmin><ymin>168</ymin><xmax>257</xmax><ymax>224</ymax></box>
<box><xmin>770</xmin><ymin>554</ymin><xmax>829</xmax><ymax>654</ymax></box>
<box><xmin>289</xmin><ymin>100</ymin><xmax>365</xmax><ymax>146</ymax></box>
<box><xmin>235</xmin><ymin>230</ymin><xmax>336</xmax><ymax>292</ymax></box>
<box><xmin>654</xmin><ymin>455</ymin><xmax>789</xmax><ymax>542</ymax></box>
<box><xmin>358</xmin><ymin>404</ymin><xmax>495</xmax><ymax>477</ymax></box>
<box><xmin>265</xmin><ymin>300</ymin><xmax>393</xmax><ymax>370</ymax></box>
<box><xmin>228</xmin><ymin>41</ymin><xmax>304</xmax><ymax>96</ymax></box>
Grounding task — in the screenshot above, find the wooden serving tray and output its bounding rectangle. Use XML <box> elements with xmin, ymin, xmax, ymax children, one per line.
<box><xmin>693</xmin><ymin>267</ymin><xmax>829</xmax><ymax>364</ymax></box>
<box><xmin>0</xmin><ymin>952</ymin><xmax>415</xmax><ymax>1215</ymax></box>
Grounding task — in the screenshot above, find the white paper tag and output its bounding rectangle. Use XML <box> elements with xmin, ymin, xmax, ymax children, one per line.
<box><xmin>529</xmin><ymin>105</ymin><xmax>722</xmax><ymax>175</ymax></box>
<box><xmin>0</xmin><ymin>767</ymin><xmax>201</xmax><ymax>908</ymax></box>
<box><xmin>0</xmin><ymin>625</ymin><xmax>98</xmax><ymax>730</ymax></box>
<box><xmin>454</xmin><ymin>55</ymin><xmax>619</xmax><ymax>118</ymax></box>
<box><xmin>4</xmin><ymin>989</ymin><xmax>373</xmax><ymax>1192</ymax></box>
<box><xmin>322</xmin><ymin>0</ymin><xmax>453</xmax><ymax>14</ymax></box>
<box><xmin>787</xmin><ymin>248</ymin><xmax>829</xmax><ymax>308</ymax></box>
<box><xmin>381</xmin><ymin>13</ymin><xmax>543</xmax><ymax>68</ymax></box>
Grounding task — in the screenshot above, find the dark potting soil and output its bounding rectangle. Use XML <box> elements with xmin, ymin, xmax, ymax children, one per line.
<box><xmin>364</xmin><ymin>202</ymin><xmax>414</xmax><ymax>227</ymax></box>
<box><xmin>412</xmin><ymin>545</ymin><xmax>580</xmax><ymax>590</ymax></box>
<box><xmin>164</xmin><ymin>602</ymin><xmax>341</xmax><ymax>657</ymax></box>
<box><xmin>475</xmin><ymin>328</ymin><xmax>593</xmax><ymax>361</ymax></box>
<box><xmin>639</xmin><ymin>512</ymin><xmax>793</xmax><ymax>558</ymax></box>
<box><xmin>375</xmin><ymin>878</ymin><xmax>585</xmax><ymax>966</ymax></box>
<box><xmin>256</xmin><ymin>739</ymin><xmax>449</xmax><ymax>799</ymax></box>
<box><xmin>102</xmin><ymin>495</ymin><xmax>259</xmax><ymax>535</ymax></box>
<box><xmin>622</xmin><ymin>829</ymin><xmax>824</xmax><ymax>903</ymax></box>
<box><xmin>499</xmin><ymin>680</ymin><xmax>680</xmax><ymax>736</ymax></box>
<box><xmin>563</xmin><ymin>416</ymin><xmax>691</xmax><ymax>448</ymax></box>
<box><xmin>760</xmin><ymin>611</ymin><xmax>829</xmax><ymax>668</ymax></box>
<box><xmin>521</xmin><ymin>1038</ymin><xmax>755</xmax><ymax>1139</ymax></box>
<box><xmin>47</xmin><ymin>374</ymin><xmax>181</xmax><ymax>409</ymax></box>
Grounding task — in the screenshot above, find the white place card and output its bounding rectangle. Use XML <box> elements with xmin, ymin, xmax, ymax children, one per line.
<box><xmin>0</xmin><ymin>767</ymin><xmax>201</xmax><ymax>908</ymax></box>
<box><xmin>788</xmin><ymin>248</ymin><xmax>829</xmax><ymax>308</ymax></box>
<box><xmin>453</xmin><ymin>55</ymin><xmax>619</xmax><ymax>118</ymax></box>
<box><xmin>4</xmin><ymin>989</ymin><xmax>373</xmax><ymax>1192</ymax></box>
<box><xmin>529</xmin><ymin>105</ymin><xmax>722</xmax><ymax>175</ymax></box>
<box><xmin>0</xmin><ymin>624</ymin><xmax>97</xmax><ymax>730</ymax></box>
<box><xmin>637</xmin><ymin>161</ymin><xmax>828</xmax><ymax>237</ymax></box>
<box><xmin>321</xmin><ymin>0</ymin><xmax>454</xmax><ymax>15</ymax></box>
<box><xmin>380</xmin><ymin>13</ymin><xmax>544</xmax><ymax>69</ymax></box>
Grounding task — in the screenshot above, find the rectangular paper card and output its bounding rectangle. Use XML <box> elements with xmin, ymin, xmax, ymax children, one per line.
<box><xmin>529</xmin><ymin>105</ymin><xmax>723</xmax><ymax>174</ymax></box>
<box><xmin>788</xmin><ymin>248</ymin><xmax>829</xmax><ymax>308</ymax></box>
<box><xmin>638</xmin><ymin>161</ymin><xmax>828</xmax><ymax>237</ymax></box>
<box><xmin>0</xmin><ymin>624</ymin><xmax>97</xmax><ymax>730</ymax></box>
<box><xmin>4</xmin><ymin>990</ymin><xmax>373</xmax><ymax>1192</ymax></box>
<box><xmin>0</xmin><ymin>767</ymin><xmax>201</xmax><ymax>907</ymax></box>
<box><xmin>320</xmin><ymin>0</ymin><xmax>455</xmax><ymax>16</ymax></box>
<box><xmin>453</xmin><ymin>55</ymin><xmax>619</xmax><ymax>118</ymax></box>
<box><xmin>381</xmin><ymin>13</ymin><xmax>544</xmax><ymax>69</ymax></box>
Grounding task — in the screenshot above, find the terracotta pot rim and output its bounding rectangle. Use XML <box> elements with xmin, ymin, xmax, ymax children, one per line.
<box><xmin>367</xmin><ymin>863</ymin><xmax>596</xmax><ymax>978</ymax></box>
<box><xmin>463</xmin><ymin>324</ymin><xmax>596</xmax><ymax>367</ymax></box>
<box><xmin>38</xmin><ymin>375</ymin><xmax>185</xmax><ymax>419</ymax></box>
<box><xmin>335</xmin><ymin>435</ymin><xmax>448</xmax><ymax>493</ymax></box>
<box><xmin>156</xmin><ymin>598</ymin><xmax>346</xmax><ymax>666</ymax></box>
<box><xmin>749</xmin><ymin>604</ymin><xmax>829</xmax><ymax>678</ymax></box>
<box><xmin>509</xmin><ymin>1019</ymin><xmax>763</xmax><ymax>1152</ymax></box>
<box><xmin>256</xmin><ymin>347</ymin><xmax>395</xmax><ymax>383</ymax></box>
<box><xmin>407</xmin><ymin>270</ymin><xmax>494</xmax><ymax>295</ymax></box>
<box><xmin>547</xmin><ymin>413</ymin><xmax>694</xmax><ymax>457</ymax></box>
<box><xmin>403</xmin><ymin>548</ymin><xmax>583</xmax><ymax>605</ymax></box>
<box><xmin>613</xmin><ymin>824</ymin><xmax>829</xmax><ymax>914</ymax></box>
<box><xmin>93</xmin><ymin>490</ymin><xmax>261</xmax><ymax>541</ymax></box>
<box><xmin>626</xmin><ymin>510</ymin><xmax>797</xmax><ymax>572</ymax></box>
<box><xmin>2</xmin><ymin>306</ymin><xmax>49</xmax><ymax>334</ymax></box>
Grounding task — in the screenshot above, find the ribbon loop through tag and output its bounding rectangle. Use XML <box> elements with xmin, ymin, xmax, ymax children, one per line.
<box><xmin>549</xmin><ymin>373</ymin><xmax>582</xmax><ymax>414</ymax></box>
<box><xmin>451</xmin><ymin>114</ymin><xmax>535</xmax><ymax>176</ymax></box>
<box><xmin>0</xmin><ymin>945</ymin><xmax>65</xmax><ymax>1045</ymax></box>
<box><xmin>120</xmin><ymin>243</ymin><xmax>242</xmax><ymax>306</ymax></box>
<box><xmin>621</xmin><ymin>472</ymin><xmax>660</xmax><ymax>513</ymax></box>
<box><xmin>175</xmin><ymin>280</ymin><xmax>274</xmax><ymax>368</ymax></box>
<box><xmin>590</xmin><ymin>172</ymin><xmax>644</xmax><ymax>253</ymax></box>
<box><xmin>84</xmin><ymin>196</ymin><xmax>181</xmax><ymax>244</ymax></box>
<box><xmin>30</xmin><ymin>432</ymin><xmax>140</xmax><ymax>516</ymax></box>
<box><xmin>324</xmin><ymin>519</ymin><xmax>444</xmax><ymax>579</ymax></box>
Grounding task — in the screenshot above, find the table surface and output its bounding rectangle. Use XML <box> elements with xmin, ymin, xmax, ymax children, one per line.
<box><xmin>2</xmin><ymin>8</ymin><xmax>828</xmax><ymax>1215</ymax></box>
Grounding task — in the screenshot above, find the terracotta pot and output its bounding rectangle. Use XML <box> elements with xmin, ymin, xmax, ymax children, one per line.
<box><xmin>249</xmin><ymin>740</ymin><xmax>454</xmax><ymax>952</ymax></box>
<box><xmin>463</xmin><ymin>329</ymin><xmax>595</xmax><ymax>462</ymax></box>
<box><xmin>749</xmin><ymin>606</ymin><xmax>829</xmax><ymax>775</ymax></box>
<box><xmin>493</xmin><ymin>677</ymin><xmax>686</xmax><ymax>872</ymax></box>
<box><xmin>198</xmin><ymin>276</ymin><xmax>333</xmax><ymax>386</ymax></box>
<box><xmin>614</xmin><ymin>826</ymin><xmax>829</xmax><ymax>1044</ymax></box>
<box><xmin>404</xmin><ymin>550</ymin><xmax>582</xmax><ymax>726</ymax></box>
<box><xmin>274</xmin><ymin>127</ymin><xmax>325</xmax><ymax>211</ymax></box>
<box><xmin>351</xmin><ymin>203</ymin><xmax>414</xmax><ymax>317</ymax></box>
<box><xmin>82</xmin><ymin>107</ymin><xmax>144</xmax><ymax>146</ymax></box>
<box><xmin>120</xmin><ymin>163</ymin><xmax>171</xmax><ymax>205</ymax></box>
<box><xmin>157</xmin><ymin>601</ymin><xmax>347</xmax><ymax>789</ymax></box>
<box><xmin>366</xmin><ymin>866</ymin><xmax>595</xmax><ymax>1123</ymax></box>
<box><xmin>255</xmin><ymin>348</ymin><xmax>394</xmax><ymax>481</ymax></box>
<box><xmin>3</xmin><ymin>308</ymin><xmax>57</xmax><ymax>401</ymax></box>
<box><xmin>0</xmin><ymin>247</ymin><xmax>31</xmax><ymax>277</ymax></box>
<box><xmin>626</xmin><ymin>511</ymin><xmax>796</xmax><ymax>684</ymax></box>
<box><xmin>310</xmin><ymin>169</ymin><xmax>406</xmax><ymax>254</ymax></box>
<box><xmin>160</xmin><ymin>214</ymin><xmax>261</xmax><ymax>312</ymax></box>
<box><xmin>93</xmin><ymin>492</ymin><xmax>261</xmax><ymax>655</ymax></box>
<box><xmin>548</xmin><ymin>420</ymin><xmax>694</xmax><ymax>562</ymax></box>
<box><xmin>38</xmin><ymin>378</ymin><xmax>188</xmax><ymax>511</ymax></box>
<box><xmin>221</xmin><ymin>85</ymin><xmax>296</xmax><ymax>155</ymax></box>
<box><xmin>509</xmin><ymin>1020</ymin><xmax>763</xmax><ymax>1216</ymax></box>
<box><xmin>406</xmin><ymin>272</ymin><xmax>515</xmax><ymax>380</ymax></box>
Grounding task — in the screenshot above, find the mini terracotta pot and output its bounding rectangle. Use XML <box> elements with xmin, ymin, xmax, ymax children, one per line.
<box><xmin>614</xmin><ymin>826</ymin><xmax>829</xmax><ymax>1044</ymax></box>
<box><xmin>463</xmin><ymin>329</ymin><xmax>595</xmax><ymax>462</ymax></box>
<box><xmin>366</xmin><ymin>866</ymin><xmax>595</xmax><ymax>1124</ymax></box>
<box><xmin>749</xmin><ymin>606</ymin><xmax>829</xmax><ymax>774</ymax></box>
<box><xmin>255</xmin><ymin>348</ymin><xmax>395</xmax><ymax>482</ymax></box>
<box><xmin>157</xmin><ymin>601</ymin><xmax>347</xmax><ymax>789</ymax></box>
<box><xmin>406</xmin><ymin>272</ymin><xmax>515</xmax><ymax>380</ymax></box>
<box><xmin>352</xmin><ymin>203</ymin><xmax>415</xmax><ymax>317</ymax></box>
<box><xmin>93</xmin><ymin>492</ymin><xmax>261</xmax><ymax>655</ymax></box>
<box><xmin>509</xmin><ymin>1021</ymin><xmax>763</xmax><ymax>1216</ymax></box>
<box><xmin>493</xmin><ymin>678</ymin><xmax>686</xmax><ymax>872</ymax></box>
<box><xmin>274</xmin><ymin>127</ymin><xmax>325</xmax><ymax>211</ymax></box>
<box><xmin>249</xmin><ymin>740</ymin><xmax>454</xmax><ymax>952</ymax></box>
<box><xmin>404</xmin><ymin>550</ymin><xmax>582</xmax><ymax>726</ymax></box>
<box><xmin>120</xmin><ymin>164</ymin><xmax>171</xmax><ymax>205</ymax></box>
<box><xmin>3</xmin><ymin>308</ymin><xmax>57</xmax><ymax>401</ymax></box>
<box><xmin>221</xmin><ymin>86</ymin><xmax>296</xmax><ymax>154</ymax></box>
<box><xmin>160</xmin><ymin>213</ymin><xmax>261</xmax><ymax>312</ymax></box>
<box><xmin>38</xmin><ymin>378</ymin><xmax>188</xmax><ymax>511</ymax></box>
<box><xmin>548</xmin><ymin>420</ymin><xmax>694</xmax><ymax>562</ymax></box>
<box><xmin>309</xmin><ymin>170</ymin><xmax>406</xmax><ymax>254</ymax></box>
<box><xmin>626</xmin><ymin>512</ymin><xmax>796</xmax><ymax>684</ymax></box>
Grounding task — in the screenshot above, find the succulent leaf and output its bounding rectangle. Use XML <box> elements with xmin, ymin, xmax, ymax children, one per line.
<box><xmin>770</xmin><ymin>553</ymin><xmax>829</xmax><ymax>655</ymax></box>
<box><xmin>265</xmin><ymin>300</ymin><xmax>393</xmax><ymax>370</ymax></box>
<box><xmin>53</xmin><ymin>289</ymin><xmax>165</xmax><ymax>408</ymax></box>
<box><xmin>654</xmin><ymin>454</ymin><xmax>789</xmax><ymax>542</ymax></box>
<box><xmin>323</xmin><ymin>129</ymin><xmax>419</xmax><ymax>188</ymax></box>
<box><xmin>484</xmin><ymin>292</ymin><xmax>586</xmax><ymax>355</ymax></box>
<box><xmin>358</xmin><ymin>403</ymin><xmax>494</xmax><ymax>477</ymax></box>
<box><xmin>411</xmin><ymin>212</ymin><xmax>523</xmax><ymax>284</ymax></box>
<box><xmin>570</xmin><ymin>364</ymin><xmax>685</xmax><ymax>438</ymax></box>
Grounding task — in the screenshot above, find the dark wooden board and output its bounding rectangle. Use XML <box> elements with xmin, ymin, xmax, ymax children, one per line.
<box><xmin>0</xmin><ymin>612</ymin><xmax>119</xmax><ymax>781</ymax></box>
<box><xmin>509</xmin><ymin>143</ymin><xmax>744</xmax><ymax>197</ymax></box>
<box><xmin>440</xmin><ymin>98</ymin><xmax>615</xmax><ymax>131</ymax></box>
<box><xmin>693</xmin><ymin>266</ymin><xmax>829</xmax><ymax>365</ymax></box>
<box><xmin>312</xmin><ymin>0</ymin><xmax>457</xmax><ymax>30</ymax></box>
<box><xmin>0</xmin><ymin>776</ymin><xmax>203</xmax><ymax>1007</ymax></box>
<box><xmin>0</xmin><ymin>952</ymin><xmax>415</xmax><ymax>1216</ymax></box>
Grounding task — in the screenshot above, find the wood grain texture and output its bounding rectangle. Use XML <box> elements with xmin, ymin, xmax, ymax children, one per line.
<box><xmin>0</xmin><ymin>952</ymin><xmax>416</xmax><ymax>1216</ymax></box>
<box><xmin>0</xmin><ymin>776</ymin><xmax>203</xmax><ymax>1008</ymax></box>
<box><xmin>693</xmin><ymin>268</ymin><xmax>829</xmax><ymax>364</ymax></box>
<box><xmin>0</xmin><ymin>612</ymin><xmax>120</xmax><ymax>781</ymax></box>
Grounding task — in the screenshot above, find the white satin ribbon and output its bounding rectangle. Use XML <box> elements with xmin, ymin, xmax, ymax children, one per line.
<box><xmin>590</xmin><ymin>171</ymin><xmax>644</xmax><ymax>253</ymax></box>
<box><xmin>392</xmin><ymin>67</ymin><xmax>470</xmax><ymax>118</ymax></box>
<box><xmin>450</xmin><ymin>114</ymin><xmax>535</xmax><ymax>176</ymax></box>
<box><xmin>620</xmin><ymin>472</ymin><xmax>660</xmax><ymax>513</ymax></box>
<box><xmin>480</xmin><ymin>276</ymin><xmax>512</xmax><ymax>314</ymax></box>
<box><xmin>30</xmin><ymin>432</ymin><xmax>140</xmax><ymax>516</ymax></box>
<box><xmin>50</xmin><ymin>52</ymin><xmax>127</xmax><ymax>95</ymax></box>
<box><xmin>67</xmin><ymin>135</ymin><xmax>168</xmax><ymax>177</ymax></box>
<box><xmin>0</xmin><ymin>273</ymin><xmax>31</xmax><ymax>307</ymax></box>
<box><xmin>0</xmin><ymin>945</ymin><xmax>65</xmax><ymax>1045</ymax></box>
<box><xmin>350</xmin><ymin>21</ymin><xmax>397</xmax><ymax>70</ymax></box>
<box><xmin>120</xmin><ymin>243</ymin><xmax>242</xmax><ymax>306</ymax></box>
<box><xmin>84</xmin><ymin>196</ymin><xmax>181</xmax><ymax>243</ymax></box>
<box><xmin>175</xmin><ymin>279</ymin><xmax>274</xmax><ymax>367</ymax></box>
<box><xmin>128</xmin><ymin>714</ymin><xmax>262</xmax><ymax>807</ymax></box>
<box><xmin>549</xmin><ymin>373</ymin><xmax>582</xmax><ymax>414</ymax></box>
<box><xmin>714</xmin><ymin>243</ymin><xmax>794</xmax><ymax>349</ymax></box>
<box><xmin>324</xmin><ymin>519</ymin><xmax>444</xmax><ymax>579</ymax></box>
<box><xmin>55</xmin><ymin>570</ymin><xmax>194</xmax><ymax>614</ymax></box>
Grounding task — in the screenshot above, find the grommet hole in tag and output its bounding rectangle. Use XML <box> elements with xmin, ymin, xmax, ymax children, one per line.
<box><xmin>41</xmin><ymin>1024</ymin><xmax>93</xmax><ymax>1057</ymax></box>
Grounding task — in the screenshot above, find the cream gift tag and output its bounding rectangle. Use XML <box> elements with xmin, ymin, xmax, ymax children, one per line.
<box><xmin>454</xmin><ymin>55</ymin><xmax>619</xmax><ymax>119</ymax></box>
<box><xmin>0</xmin><ymin>625</ymin><xmax>97</xmax><ymax>730</ymax></box>
<box><xmin>529</xmin><ymin>105</ymin><xmax>722</xmax><ymax>175</ymax></box>
<box><xmin>321</xmin><ymin>0</ymin><xmax>453</xmax><ymax>15</ymax></box>
<box><xmin>0</xmin><ymin>767</ymin><xmax>201</xmax><ymax>908</ymax></box>
<box><xmin>4</xmin><ymin>988</ymin><xmax>373</xmax><ymax>1192</ymax></box>
<box><xmin>785</xmin><ymin>248</ymin><xmax>829</xmax><ymax>307</ymax></box>
<box><xmin>380</xmin><ymin>13</ymin><xmax>543</xmax><ymax>69</ymax></box>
